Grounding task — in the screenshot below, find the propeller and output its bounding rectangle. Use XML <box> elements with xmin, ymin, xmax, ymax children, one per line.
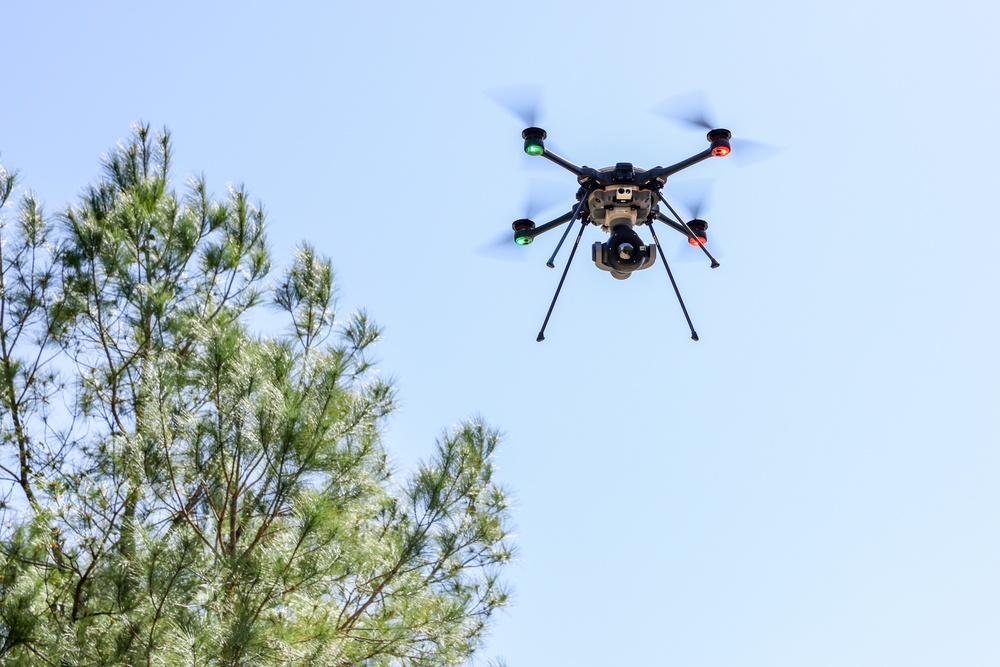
<box><xmin>652</xmin><ymin>90</ymin><xmax>717</xmax><ymax>133</ymax></box>
<box><xmin>667</xmin><ymin>178</ymin><xmax>713</xmax><ymax>220</ymax></box>
<box><xmin>487</xmin><ymin>84</ymin><xmax>567</xmax><ymax>172</ymax></box>
<box><xmin>476</xmin><ymin>178</ymin><xmax>571</xmax><ymax>262</ymax></box>
<box><xmin>660</xmin><ymin>178</ymin><xmax>726</xmax><ymax>263</ymax></box>
<box><xmin>652</xmin><ymin>91</ymin><xmax>781</xmax><ymax>167</ymax></box>
<box><xmin>487</xmin><ymin>83</ymin><xmax>544</xmax><ymax>128</ymax></box>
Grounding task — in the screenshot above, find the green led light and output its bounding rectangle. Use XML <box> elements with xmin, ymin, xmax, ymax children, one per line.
<box><xmin>514</xmin><ymin>235</ymin><xmax>532</xmax><ymax>246</ymax></box>
<box><xmin>524</xmin><ymin>140</ymin><xmax>544</xmax><ymax>156</ymax></box>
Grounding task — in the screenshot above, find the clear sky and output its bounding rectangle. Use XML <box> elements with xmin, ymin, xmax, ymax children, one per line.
<box><xmin>3</xmin><ymin>1</ymin><xmax>999</xmax><ymax>665</ymax></box>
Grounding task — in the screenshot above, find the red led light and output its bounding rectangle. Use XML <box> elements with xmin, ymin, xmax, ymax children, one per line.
<box><xmin>712</xmin><ymin>145</ymin><xmax>731</xmax><ymax>157</ymax></box>
<box><xmin>688</xmin><ymin>236</ymin><xmax>707</xmax><ymax>246</ymax></box>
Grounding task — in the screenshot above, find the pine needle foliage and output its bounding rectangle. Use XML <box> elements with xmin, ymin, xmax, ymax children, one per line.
<box><xmin>0</xmin><ymin>125</ymin><xmax>513</xmax><ymax>666</ymax></box>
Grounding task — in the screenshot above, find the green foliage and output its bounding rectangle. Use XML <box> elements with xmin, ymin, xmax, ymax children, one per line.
<box><xmin>0</xmin><ymin>126</ymin><xmax>513</xmax><ymax>666</ymax></box>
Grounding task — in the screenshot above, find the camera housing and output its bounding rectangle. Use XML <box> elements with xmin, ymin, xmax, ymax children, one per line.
<box><xmin>592</xmin><ymin>224</ymin><xmax>656</xmax><ymax>280</ymax></box>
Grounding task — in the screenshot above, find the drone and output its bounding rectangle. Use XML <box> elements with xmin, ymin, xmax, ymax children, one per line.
<box><xmin>509</xmin><ymin>123</ymin><xmax>734</xmax><ymax>343</ymax></box>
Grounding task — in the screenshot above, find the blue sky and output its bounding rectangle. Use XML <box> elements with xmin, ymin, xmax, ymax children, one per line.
<box><xmin>3</xmin><ymin>1</ymin><xmax>999</xmax><ymax>665</ymax></box>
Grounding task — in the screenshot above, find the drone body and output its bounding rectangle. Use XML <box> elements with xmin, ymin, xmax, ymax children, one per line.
<box><xmin>510</xmin><ymin>125</ymin><xmax>731</xmax><ymax>342</ymax></box>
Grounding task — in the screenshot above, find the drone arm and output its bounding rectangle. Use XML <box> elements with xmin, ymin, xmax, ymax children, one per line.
<box><xmin>644</xmin><ymin>147</ymin><xmax>716</xmax><ymax>183</ymax></box>
<box><xmin>541</xmin><ymin>148</ymin><xmax>596</xmax><ymax>180</ymax></box>
<box><xmin>653</xmin><ymin>210</ymin><xmax>692</xmax><ymax>236</ymax></box>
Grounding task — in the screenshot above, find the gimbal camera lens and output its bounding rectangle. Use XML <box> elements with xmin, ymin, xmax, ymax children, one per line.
<box><xmin>592</xmin><ymin>224</ymin><xmax>654</xmax><ymax>277</ymax></box>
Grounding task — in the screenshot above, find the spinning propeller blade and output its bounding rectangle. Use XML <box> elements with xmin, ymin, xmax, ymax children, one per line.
<box><xmin>728</xmin><ymin>138</ymin><xmax>783</xmax><ymax>166</ymax></box>
<box><xmin>652</xmin><ymin>91</ymin><xmax>782</xmax><ymax>167</ymax></box>
<box><xmin>661</xmin><ymin>179</ymin><xmax>726</xmax><ymax>262</ymax></box>
<box><xmin>476</xmin><ymin>229</ymin><xmax>529</xmax><ymax>262</ymax></box>
<box><xmin>487</xmin><ymin>83</ymin><xmax>543</xmax><ymax>128</ymax></box>
<box><xmin>488</xmin><ymin>84</ymin><xmax>572</xmax><ymax>172</ymax></box>
<box><xmin>476</xmin><ymin>178</ymin><xmax>569</xmax><ymax>261</ymax></box>
<box><xmin>652</xmin><ymin>90</ymin><xmax>717</xmax><ymax>131</ymax></box>
<box><xmin>668</xmin><ymin>178</ymin><xmax>713</xmax><ymax>220</ymax></box>
<box><xmin>522</xmin><ymin>178</ymin><xmax>566</xmax><ymax>219</ymax></box>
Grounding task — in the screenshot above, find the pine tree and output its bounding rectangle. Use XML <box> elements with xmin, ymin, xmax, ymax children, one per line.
<box><xmin>0</xmin><ymin>125</ymin><xmax>513</xmax><ymax>666</ymax></box>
